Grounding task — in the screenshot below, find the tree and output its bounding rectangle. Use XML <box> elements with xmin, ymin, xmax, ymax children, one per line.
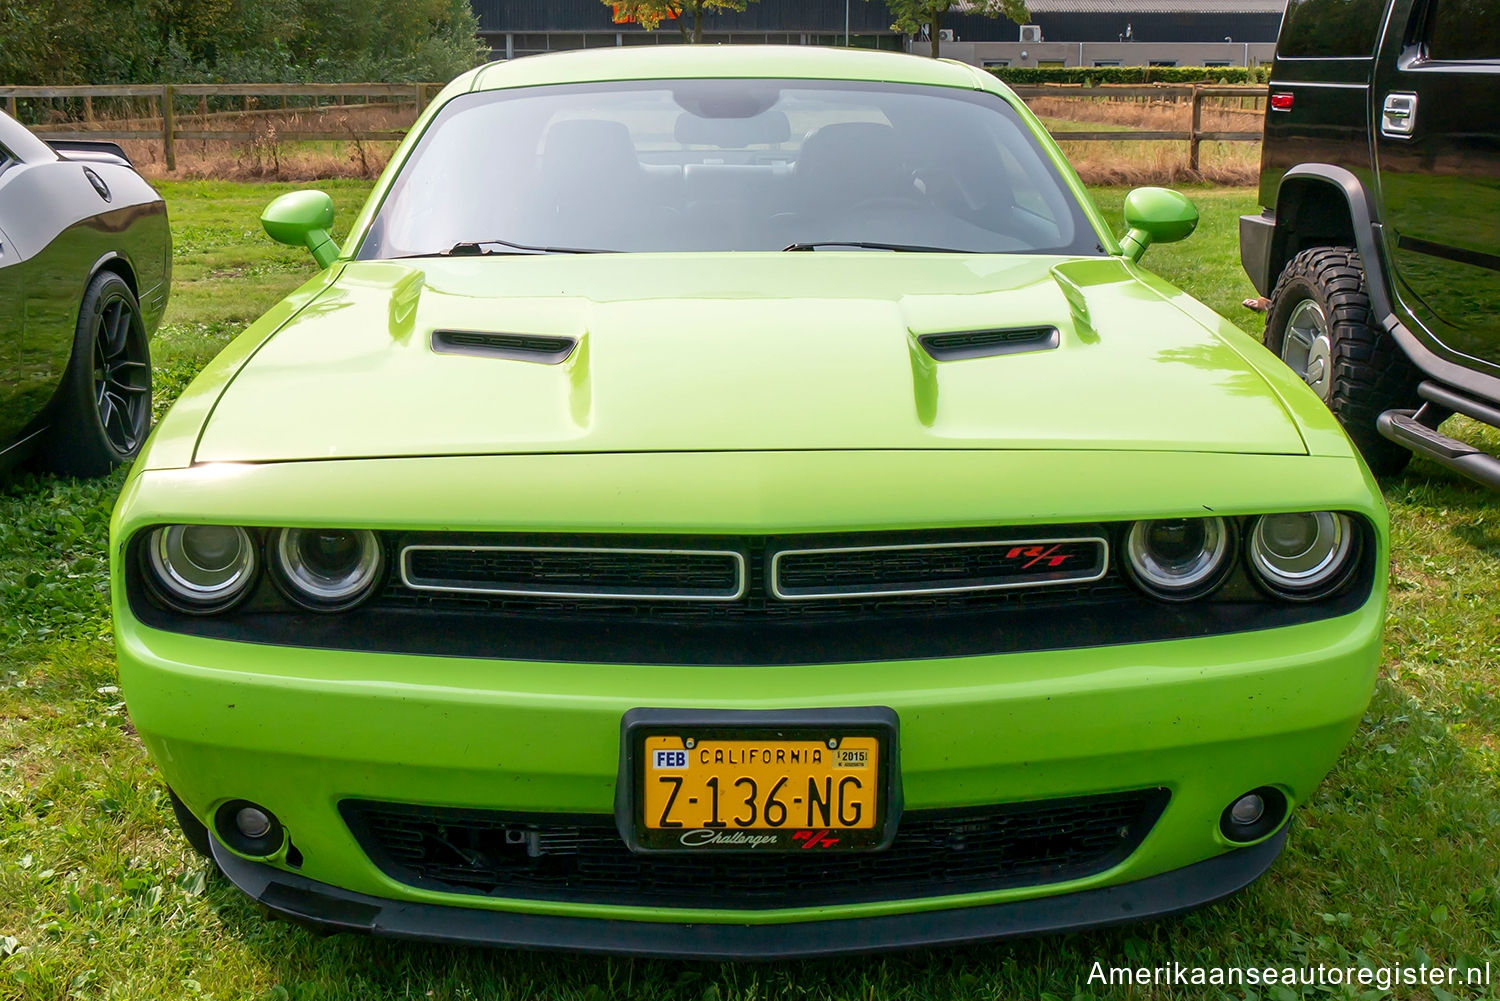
<box><xmin>605</xmin><ymin>1</ymin><xmax>757</xmax><ymax>44</ymax></box>
<box><xmin>875</xmin><ymin>0</ymin><xmax>1030</xmax><ymax>58</ymax></box>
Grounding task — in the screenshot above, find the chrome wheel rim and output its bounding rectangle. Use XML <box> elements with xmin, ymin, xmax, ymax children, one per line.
<box><xmin>1281</xmin><ymin>299</ymin><xmax>1332</xmax><ymax>401</ymax></box>
<box><xmin>91</xmin><ymin>294</ymin><xmax>150</xmax><ymax>455</ymax></box>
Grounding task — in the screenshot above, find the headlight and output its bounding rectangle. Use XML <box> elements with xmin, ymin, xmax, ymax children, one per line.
<box><xmin>1247</xmin><ymin>512</ymin><xmax>1357</xmax><ymax>600</ymax></box>
<box><xmin>145</xmin><ymin>525</ymin><xmax>258</xmax><ymax>613</ymax></box>
<box><xmin>270</xmin><ymin>528</ymin><xmax>384</xmax><ymax>611</ymax></box>
<box><xmin>1123</xmin><ymin>516</ymin><xmax>1234</xmax><ymax>601</ymax></box>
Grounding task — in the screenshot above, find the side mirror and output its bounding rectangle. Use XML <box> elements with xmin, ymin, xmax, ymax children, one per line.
<box><xmin>261</xmin><ymin>190</ymin><xmax>340</xmax><ymax>269</ymax></box>
<box><xmin>1119</xmin><ymin>187</ymin><xmax>1199</xmax><ymax>263</ymax></box>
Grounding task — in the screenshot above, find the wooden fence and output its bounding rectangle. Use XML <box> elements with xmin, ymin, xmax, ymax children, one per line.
<box><xmin>0</xmin><ymin>81</ymin><xmax>1266</xmax><ymax>173</ymax></box>
<box><xmin>1011</xmin><ymin>84</ymin><xmax>1267</xmax><ymax>170</ymax></box>
<box><xmin>0</xmin><ymin>83</ymin><xmax>440</xmax><ymax>170</ymax></box>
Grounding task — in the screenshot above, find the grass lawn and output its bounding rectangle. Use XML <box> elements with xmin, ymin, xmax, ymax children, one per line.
<box><xmin>1</xmin><ymin>181</ymin><xmax>1498</xmax><ymax>1000</ymax></box>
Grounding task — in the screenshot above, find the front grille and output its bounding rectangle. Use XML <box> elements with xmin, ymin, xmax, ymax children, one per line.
<box><xmin>377</xmin><ymin>528</ymin><xmax>1128</xmax><ymax>626</ymax></box>
<box><xmin>341</xmin><ymin>790</ymin><xmax>1168</xmax><ymax>909</ymax></box>
<box><xmin>402</xmin><ymin>545</ymin><xmax>745</xmax><ymax>601</ymax></box>
<box><xmin>772</xmin><ymin>538</ymin><xmax>1107</xmax><ymax>599</ymax></box>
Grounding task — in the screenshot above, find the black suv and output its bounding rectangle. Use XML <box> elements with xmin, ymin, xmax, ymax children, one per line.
<box><xmin>1240</xmin><ymin>0</ymin><xmax>1500</xmax><ymax>488</ymax></box>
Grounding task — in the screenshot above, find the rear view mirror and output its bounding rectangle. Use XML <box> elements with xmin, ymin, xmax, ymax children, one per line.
<box><xmin>1119</xmin><ymin>187</ymin><xmax>1199</xmax><ymax>263</ymax></box>
<box><xmin>261</xmin><ymin>190</ymin><xmax>340</xmax><ymax>269</ymax></box>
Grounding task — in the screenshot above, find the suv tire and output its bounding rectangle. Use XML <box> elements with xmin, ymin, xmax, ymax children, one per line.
<box><xmin>1265</xmin><ymin>246</ymin><xmax>1420</xmax><ymax>476</ymax></box>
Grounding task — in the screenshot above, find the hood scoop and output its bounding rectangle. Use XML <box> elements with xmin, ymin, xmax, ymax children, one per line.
<box><xmin>918</xmin><ymin>326</ymin><xmax>1060</xmax><ymax>361</ymax></box>
<box><xmin>431</xmin><ymin>329</ymin><xmax>577</xmax><ymax>365</ymax></box>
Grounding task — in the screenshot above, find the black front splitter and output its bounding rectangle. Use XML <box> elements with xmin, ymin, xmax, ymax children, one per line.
<box><xmin>210</xmin><ymin>830</ymin><xmax>1286</xmax><ymax>960</ymax></box>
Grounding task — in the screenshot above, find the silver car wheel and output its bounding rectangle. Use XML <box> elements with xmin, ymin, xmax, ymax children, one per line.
<box><xmin>1281</xmin><ymin>299</ymin><xmax>1333</xmax><ymax>402</ymax></box>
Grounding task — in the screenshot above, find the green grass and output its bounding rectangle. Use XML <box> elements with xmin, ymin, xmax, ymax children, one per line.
<box><xmin>2</xmin><ymin>182</ymin><xmax>1498</xmax><ymax>1001</ymax></box>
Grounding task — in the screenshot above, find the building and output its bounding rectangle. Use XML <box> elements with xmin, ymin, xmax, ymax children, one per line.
<box><xmin>941</xmin><ymin>0</ymin><xmax>1283</xmax><ymax>68</ymax></box>
<box><xmin>471</xmin><ymin>0</ymin><xmax>905</xmax><ymax>59</ymax></box>
<box><xmin>470</xmin><ymin>0</ymin><xmax>1284</xmax><ymax>67</ymax></box>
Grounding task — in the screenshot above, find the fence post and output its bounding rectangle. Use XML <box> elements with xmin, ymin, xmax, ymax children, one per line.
<box><xmin>4</xmin><ymin>96</ymin><xmax>15</xmax><ymax>119</ymax></box>
<box><xmin>162</xmin><ymin>83</ymin><xmax>176</xmax><ymax>172</ymax></box>
<box><xmin>413</xmin><ymin>82</ymin><xmax>425</xmax><ymax>110</ymax></box>
<box><xmin>1189</xmin><ymin>84</ymin><xmax>1203</xmax><ymax>173</ymax></box>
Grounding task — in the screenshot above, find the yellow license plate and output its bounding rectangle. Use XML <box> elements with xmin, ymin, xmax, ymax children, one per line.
<box><xmin>641</xmin><ymin>734</ymin><xmax>882</xmax><ymax>849</ymax></box>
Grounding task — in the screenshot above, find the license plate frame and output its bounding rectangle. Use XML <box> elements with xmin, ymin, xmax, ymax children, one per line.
<box><xmin>616</xmin><ymin>707</ymin><xmax>902</xmax><ymax>854</ymax></box>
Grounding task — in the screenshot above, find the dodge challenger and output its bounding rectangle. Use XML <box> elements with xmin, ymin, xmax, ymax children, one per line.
<box><xmin>112</xmin><ymin>46</ymin><xmax>1387</xmax><ymax>957</ymax></box>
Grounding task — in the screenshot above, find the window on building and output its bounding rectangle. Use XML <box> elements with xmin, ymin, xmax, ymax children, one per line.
<box><xmin>982</xmin><ymin>59</ymin><xmax>1011</xmax><ymax>67</ymax></box>
<box><xmin>1425</xmin><ymin>0</ymin><xmax>1500</xmax><ymax>60</ymax></box>
<box><xmin>1205</xmin><ymin>60</ymin><xmax>1232</xmax><ymax>66</ymax></box>
<box><xmin>1092</xmin><ymin>60</ymin><xmax>1121</xmax><ymax>66</ymax></box>
<box><xmin>1148</xmin><ymin>60</ymin><xmax>1178</xmax><ymax>66</ymax></box>
<box><xmin>511</xmin><ymin>33</ymin><xmax>551</xmax><ymax>56</ymax></box>
<box><xmin>1278</xmin><ymin>0</ymin><xmax>1386</xmax><ymax>57</ymax></box>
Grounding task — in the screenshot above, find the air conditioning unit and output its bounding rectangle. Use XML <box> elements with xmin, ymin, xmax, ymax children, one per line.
<box><xmin>938</xmin><ymin>29</ymin><xmax>956</xmax><ymax>42</ymax></box>
<box><xmin>1019</xmin><ymin>24</ymin><xmax>1042</xmax><ymax>43</ymax></box>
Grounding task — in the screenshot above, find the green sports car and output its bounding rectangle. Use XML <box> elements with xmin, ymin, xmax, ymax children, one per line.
<box><xmin>112</xmin><ymin>47</ymin><xmax>1387</xmax><ymax>957</ymax></box>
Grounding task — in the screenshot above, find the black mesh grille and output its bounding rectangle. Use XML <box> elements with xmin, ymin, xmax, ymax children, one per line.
<box><xmin>774</xmin><ymin>539</ymin><xmax>1105</xmax><ymax>596</ymax></box>
<box><xmin>404</xmin><ymin>547</ymin><xmax>742</xmax><ymax>599</ymax></box>
<box><xmin>377</xmin><ymin>574</ymin><xmax>1127</xmax><ymax>622</ymax></box>
<box><xmin>341</xmin><ymin>790</ymin><xmax>1168</xmax><ymax>909</ymax></box>
<box><xmin>378</xmin><ymin>529</ymin><xmax>1127</xmax><ymax>625</ymax></box>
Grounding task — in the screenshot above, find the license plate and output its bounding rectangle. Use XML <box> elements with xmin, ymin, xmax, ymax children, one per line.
<box><xmin>618</xmin><ymin>708</ymin><xmax>900</xmax><ymax>853</ymax></box>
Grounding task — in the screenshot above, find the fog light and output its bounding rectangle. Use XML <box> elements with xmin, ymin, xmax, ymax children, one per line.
<box><xmin>235</xmin><ymin>806</ymin><xmax>273</xmax><ymax>839</ymax></box>
<box><xmin>1229</xmin><ymin>793</ymin><xmax>1265</xmax><ymax>825</ymax></box>
<box><xmin>1219</xmin><ymin>786</ymin><xmax>1287</xmax><ymax>844</ymax></box>
<box><xmin>214</xmin><ymin>800</ymin><xmax>285</xmax><ymax>858</ymax></box>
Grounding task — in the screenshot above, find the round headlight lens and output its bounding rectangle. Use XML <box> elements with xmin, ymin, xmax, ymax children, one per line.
<box><xmin>1124</xmin><ymin>516</ymin><xmax>1233</xmax><ymax>600</ymax></box>
<box><xmin>270</xmin><ymin>528</ymin><xmax>383</xmax><ymax>611</ymax></box>
<box><xmin>146</xmin><ymin>525</ymin><xmax>257</xmax><ymax>612</ymax></box>
<box><xmin>1248</xmin><ymin>512</ymin><xmax>1356</xmax><ymax>599</ymax></box>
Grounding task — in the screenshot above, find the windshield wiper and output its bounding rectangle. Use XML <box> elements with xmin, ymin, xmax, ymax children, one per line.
<box><xmin>782</xmin><ymin>241</ymin><xmax>974</xmax><ymax>253</ymax></box>
<box><xmin>396</xmin><ymin>238</ymin><xmax>615</xmax><ymax>258</ymax></box>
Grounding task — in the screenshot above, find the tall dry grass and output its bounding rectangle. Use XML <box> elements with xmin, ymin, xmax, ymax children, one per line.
<box><xmin>1029</xmin><ymin>95</ymin><xmax>1264</xmax><ymax>185</ymax></box>
<box><xmin>1027</xmin><ymin>95</ymin><xmax>1264</xmax><ymax>134</ymax></box>
<box><xmin>46</xmin><ymin>103</ymin><xmax>409</xmax><ymax>181</ymax></box>
<box><xmin>1058</xmin><ymin>140</ymin><xmax>1261</xmax><ymax>186</ymax></box>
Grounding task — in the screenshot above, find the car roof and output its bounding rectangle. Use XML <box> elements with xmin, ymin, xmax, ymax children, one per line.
<box><xmin>468</xmin><ymin>45</ymin><xmax>993</xmax><ymax>93</ymax></box>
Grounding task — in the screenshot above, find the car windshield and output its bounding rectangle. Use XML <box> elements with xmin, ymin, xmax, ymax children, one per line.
<box><xmin>358</xmin><ymin>78</ymin><xmax>1102</xmax><ymax>259</ymax></box>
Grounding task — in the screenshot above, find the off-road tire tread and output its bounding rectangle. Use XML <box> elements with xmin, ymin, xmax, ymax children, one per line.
<box><xmin>1265</xmin><ymin>246</ymin><xmax>1420</xmax><ymax>476</ymax></box>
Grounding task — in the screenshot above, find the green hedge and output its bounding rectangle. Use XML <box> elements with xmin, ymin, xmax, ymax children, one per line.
<box><xmin>988</xmin><ymin>65</ymin><xmax>1271</xmax><ymax>85</ymax></box>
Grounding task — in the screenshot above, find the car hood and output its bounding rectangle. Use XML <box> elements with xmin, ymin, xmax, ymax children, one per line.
<box><xmin>193</xmin><ymin>254</ymin><xmax>1305</xmax><ymax>463</ymax></box>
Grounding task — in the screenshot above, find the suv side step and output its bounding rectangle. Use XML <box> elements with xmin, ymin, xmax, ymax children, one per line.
<box><xmin>1417</xmin><ymin>380</ymin><xmax>1500</xmax><ymax>430</ymax></box>
<box><xmin>1379</xmin><ymin>385</ymin><xmax>1500</xmax><ymax>489</ymax></box>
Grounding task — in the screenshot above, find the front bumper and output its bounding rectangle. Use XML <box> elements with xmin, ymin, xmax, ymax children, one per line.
<box><xmin>1239</xmin><ymin>210</ymin><xmax>1276</xmax><ymax>297</ymax></box>
<box><xmin>212</xmin><ymin>828</ymin><xmax>1288</xmax><ymax>958</ymax></box>
<box><xmin>119</xmin><ymin>590</ymin><xmax>1381</xmax><ymax>949</ymax></box>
